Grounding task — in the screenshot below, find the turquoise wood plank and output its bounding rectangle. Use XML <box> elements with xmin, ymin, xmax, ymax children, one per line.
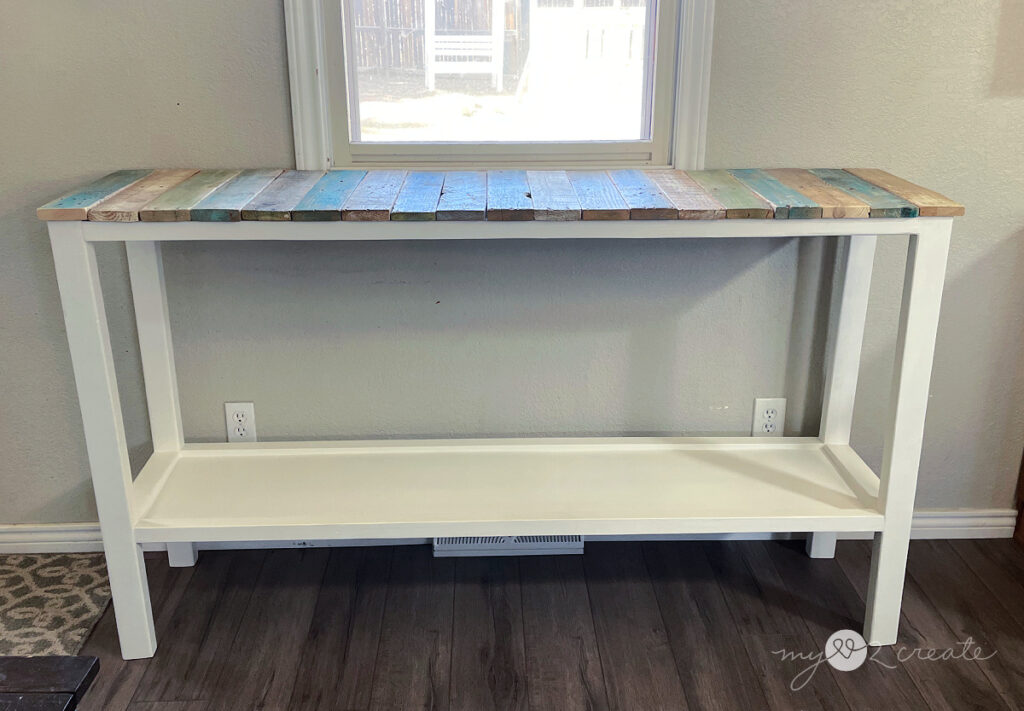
<box><xmin>342</xmin><ymin>170</ymin><xmax>407</xmax><ymax>221</ymax></box>
<box><xmin>241</xmin><ymin>170</ymin><xmax>326</xmax><ymax>220</ymax></box>
<box><xmin>437</xmin><ymin>171</ymin><xmax>486</xmax><ymax>220</ymax></box>
<box><xmin>191</xmin><ymin>169</ymin><xmax>283</xmax><ymax>221</ymax></box>
<box><xmin>607</xmin><ymin>170</ymin><xmax>676</xmax><ymax>219</ymax></box>
<box><xmin>810</xmin><ymin>169</ymin><xmax>919</xmax><ymax>218</ymax></box>
<box><xmin>729</xmin><ymin>169</ymin><xmax>822</xmax><ymax>219</ymax></box>
<box><xmin>566</xmin><ymin>171</ymin><xmax>629</xmax><ymax>220</ymax></box>
<box><xmin>391</xmin><ymin>172</ymin><xmax>444</xmax><ymax>221</ymax></box>
<box><xmin>291</xmin><ymin>170</ymin><xmax>367</xmax><ymax>221</ymax></box>
<box><xmin>486</xmin><ymin>170</ymin><xmax>533</xmax><ymax>220</ymax></box>
<box><xmin>37</xmin><ymin>169</ymin><xmax>152</xmax><ymax>220</ymax></box>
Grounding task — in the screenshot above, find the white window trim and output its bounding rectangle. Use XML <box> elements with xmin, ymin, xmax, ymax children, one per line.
<box><xmin>284</xmin><ymin>0</ymin><xmax>714</xmax><ymax>171</ymax></box>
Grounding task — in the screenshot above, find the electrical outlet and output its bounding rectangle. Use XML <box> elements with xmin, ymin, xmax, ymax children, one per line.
<box><xmin>752</xmin><ymin>397</ymin><xmax>786</xmax><ymax>437</ymax></box>
<box><xmin>225</xmin><ymin>402</ymin><xmax>257</xmax><ymax>443</ymax></box>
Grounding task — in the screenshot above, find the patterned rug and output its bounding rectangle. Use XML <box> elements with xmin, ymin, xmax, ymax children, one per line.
<box><xmin>0</xmin><ymin>553</ymin><xmax>111</xmax><ymax>655</ymax></box>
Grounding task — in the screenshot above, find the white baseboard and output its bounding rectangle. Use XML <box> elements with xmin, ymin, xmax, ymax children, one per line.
<box><xmin>0</xmin><ymin>509</ymin><xmax>1016</xmax><ymax>554</ymax></box>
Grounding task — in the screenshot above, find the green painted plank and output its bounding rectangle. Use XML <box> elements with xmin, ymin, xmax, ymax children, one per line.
<box><xmin>291</xmin><ymin>170</ymin><xmax>367</xmax><ymax>221</ymax></box>
<box><xmin>810</xmin><ymin>169</ymin><xmax>920</xmax><ymax>218</ymax></box>
<box><xmin>607</xmin><ymin>169</ymin><xmax>676</xmax><ymax>219</ymax></box>
<box><xmin>37</xmin><ymin>169</ymin><xmax>152</xmax><ymax>220</ymax></box>
<box><xmin>526</xmin><ymin>171</ymin><xmax>581</xmax><ymax>221</ymax></box>
<box><xmin>437</xmin><ymin>171</ymin><xmax>486</xmax><ymax>220</ymax></box>
<box><xmin>686</xmin><ymin>170</ymin><xmax>774</xmax><ymax>219</ymax></box>
<box><xmin>728</xmin><ymin>169</ymin><xmax>822</xmax><ymax>219</ymax></box>
<box><xmin>486</xmin><ymin>170</ymin><xmax>534</xmax><ymax>221</ymax></box>
<box><xmin>391</xmin><ymin>171</ymin><xmax>444</xmax><ymax>221</ymax></box>
<box><xmin>191</xmin><ymin>169</ymin><xmax>284</xmax><ymax>221</ymax></box>
<box><xmin>342</xmin><ymin>170</ymin><xmax>406</xmax><ymax>221</ymax></box>
<box><xmin>240</xmin><ymin>170</ymin><xmax>326</xmax><ymax>220</ymax></box>
<box><xmin>566</xmin><ymin>171</ymin><xmax>629</xmax><ymax>220</ymax></box>
<box><xmin>139</xmin><ymin>169</ymin><xmax>242</xmax><ymax>222</ymax></box>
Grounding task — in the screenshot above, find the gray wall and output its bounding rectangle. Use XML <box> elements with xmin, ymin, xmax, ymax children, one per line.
<box><xmin>1</xmin><ymin>1</ymin><xmax>1021</xmax><ymax>524</ymax></box>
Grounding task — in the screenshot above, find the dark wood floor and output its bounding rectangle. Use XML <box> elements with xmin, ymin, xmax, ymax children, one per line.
<box><xmin>79</xmin><ymin>539</ymin><xmax>1024</xmax><ymax>711</ymax></box>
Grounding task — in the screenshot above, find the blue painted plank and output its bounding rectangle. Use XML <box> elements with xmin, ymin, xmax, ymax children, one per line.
<box><xmin>292</xmin><ymin>170</ymin><xmax>368</xmax><ymax>221</ymax></box>
<box><xmin>342</xmin><ymin>170</ymin><xmax>406</xmax><ymax>221</ymax></box>
<box><xmin>391</xmin><ymin>172</ymin><xmax>444</xmax><ymax>220</ymax></box>
<box><xmin>37</xmin><ymin>169</ymin><xmax>152</xmax><ymax>220</ymax></box>
<box><xmin>191</xmin><ymin>169</ymin><xmax>283</xmax><ymax>221</ymax></box>
<box><xmin>729</xmin><ymin>169</ymin><xmax>822</xmax><ymax>219</ymax></box>
<box><xmin>607</xmin><ymin>170</ymin><xmax>676</xmax><ymax>219</ymax></box>
<box><xmin>566</xmin><ymin>171</ymin><xmax>629</xmax><ymax>220</ymax></box>
<box><xmin>810</xmin><ymin>169</ymin><xmax>919</xmax><ymax>218</ymax></box>
<box><xmin>486</xmin><ymin>170</ymin><xmax>533</xmax><ymax>220</ymax></box>
<box><xmin>437</xmin><ymin>171</ymin><xmax>486</xmax><ymax>220</ymax></box>
<box><xmin>525</xmin><ymin>171</ymin><xmax>581</xmax><ymax>221</ymax></box>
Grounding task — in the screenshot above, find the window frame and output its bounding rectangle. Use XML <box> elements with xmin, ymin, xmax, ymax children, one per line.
<box><xmin>284</xmin><ymin>0</ymin><xmax>714</xmax><ymax>170</ymax></box>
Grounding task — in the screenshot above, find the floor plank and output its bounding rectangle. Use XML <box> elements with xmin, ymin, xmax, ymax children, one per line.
<box><xmin>369</xmin><ymin>546</ymin><xmax>455</xmax><ymax>711</ymax></box>
<box><xmin>288</xmin><ymin>546</ymin><xmax>392</xmax><ymax>711</ymax></box>
<box><xmin>449</xmin><ymin>557</ymin><xmax>528</xmax><ymax>711</ymax></box>
<box><xmin>584</xmin><ymin>543</ymin><xmax>689</xmax><ymax>711</ymax></box>
<box><xmin>203</xmin><ymin>549</ymin><xmax>327</xmax><ymax>711</ymax></box>
<box><xmin>643</xmin><ymin>542</ymin><xmax>769</xmax><ymax>711</ymax></box>
<box><xmin>520</xmin><ymin>555</ymin><xmax>608</xmax><ymax>711</ymax></box>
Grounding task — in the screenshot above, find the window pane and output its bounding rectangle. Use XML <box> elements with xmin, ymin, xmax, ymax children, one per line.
<box><xmin>343</xmin><ymin>0</ymin><xmax>656</xmax><ymax>143</ymax></box>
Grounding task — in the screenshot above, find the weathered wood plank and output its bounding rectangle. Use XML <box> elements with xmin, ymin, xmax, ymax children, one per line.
<box><xmin>139</xmin><ymin>170</ymin><xmax>241</xmax><ymax>222</ymax></box>
<box><xmin>437</xmin><ymin>171</ymin><xmax>487</xmax><ymax>221</ymax></box>
<box><xmin>765</xmin><ymin>169</ymin><xmax>871</xmax><ymax>218</ymax></box>
<box><xmin>526</xmin><ymin>171</ymin><xmax>581</xmax><ymax>221</ymax></box>
<box><xmin>240</xmin><ymin>170</ymin><xmax>326</xmax><ymax>221</ymax></box>
<box><xmin>391</xmin><ymin>172</ymin><xmax>444</xmax><ymax>221</ymax></box>
<box><xmin>810</xmin><ymin>169</ymin><xmax>919</xmax><ymax>217</ymax></box>
<box><xmin>88</xmin><ymin>170</ymin><xmax>199</xmax><ymax>222</ymax></box>
<box><xmin>190</xmin><ymin>169</ymin><xmax>284</xmax><ymax>222</ymax></box>
<box><xmin>607</xmin><ymin>169</ymin><xmax>677</xmax><ymax>219</ymax></box>
<box><xmin>341</xmin><ymin>170</ymin><xmax>406</xmax><ymax>221</ymax></box>
<box><xmin>845</xmin><ymin>168</ymin><xmax>964</xmax><ymax>216</ymax></box>
<box><xmin>566</xmin><ymin>171</ymin><xmax>629</xmax><ymax>220</ymax></box>
<box><xmin>486</xmin><ymin>170</ymin><xmax>534</xmax><ymax>221</ymax></box>
<box><xmin>0</xmin><ymin>657</ymin><xmax>98</xmax><ymax>704</ymax></box>
<box><xmin>37</xmin><ymin>170</ymin><xmax>153</xmax><ymax>221</ymax></box>
<box><xmin>291</xmin><ymin>170</ymin><xmax>367</xmax><ymax>221</ymax></box>
<box><xmin>687</xmin><ymin>170</ymin><xmax>774</xmax><ymax>218</ymax></box>
<box><xmin>645</xmin><ymin>170</ymin><xmax>726</xmax><ymax>219</ymax></box>
<box><xmin>729</xmin><ymin>168</ymin><xmax>823</xmax><ymax>219</ymax></box>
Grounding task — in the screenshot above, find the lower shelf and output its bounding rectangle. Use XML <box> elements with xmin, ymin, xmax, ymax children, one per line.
<box><xmin>131</xmin><ymin>437</ymin><xmax>883</xmax><ymax>543</ymax></box>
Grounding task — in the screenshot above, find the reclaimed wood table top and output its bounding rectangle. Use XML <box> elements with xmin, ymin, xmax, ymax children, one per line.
<box><xmin>37</xmin><ymin>168</ymin><xmax>964</xmax><ymax>223</ymax></box>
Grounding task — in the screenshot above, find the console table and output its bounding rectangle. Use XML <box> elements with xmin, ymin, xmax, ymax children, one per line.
<box><xmin>39</xmin><ymin>167</ymin><xmax>963</xmax><ymax>659</ymax></box>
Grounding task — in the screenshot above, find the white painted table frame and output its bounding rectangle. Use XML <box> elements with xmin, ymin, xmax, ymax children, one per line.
<box><xmin>47</xmin><ymin>216</ymin><xmax>952</xmax><ymax>659</ymax></box>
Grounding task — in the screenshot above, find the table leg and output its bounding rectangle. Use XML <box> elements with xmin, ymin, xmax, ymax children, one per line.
<box><xmin>864</xmin><ymin>221</ymin><xmax>952</xmax><ymax>645</ymax></box>
<box><xmin>48</xmin><ymin>222</ymin><xmax>156</xmax><ymax>659</ymax></box>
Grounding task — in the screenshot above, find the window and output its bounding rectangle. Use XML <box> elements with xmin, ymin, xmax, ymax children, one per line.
<box><xmin>285</xmin><ymin>0</ymin><xmax>714</xmax><ymax>168</ymax></box>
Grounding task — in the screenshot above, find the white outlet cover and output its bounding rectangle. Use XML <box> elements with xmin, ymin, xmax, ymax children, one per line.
<box><xmin>752</xmin><ymin>397</ymin><xmax>786</xmax><ymax>437</ymax></box>
<box><xmin>225</xmin><ymin>402</ymin><xmax>257</xmax><ymax>443</ymax></box>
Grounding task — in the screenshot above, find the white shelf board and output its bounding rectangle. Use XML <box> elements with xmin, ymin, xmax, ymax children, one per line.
<box><xmin>131</xmin><ymin>437</ymin><xmax>883</xmax><ymax>543</ymax></box>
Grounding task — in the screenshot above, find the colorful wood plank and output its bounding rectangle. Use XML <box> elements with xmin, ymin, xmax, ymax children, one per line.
<box><xmin>810</xmin><ymin>169</ymin><xmax>919</xmax><ymax>218</ymax></box>
<box><xmin>190</xmin><ymin>169</ymin><xmax>284</xmax><ymax>222</ymax></box>
<box><xmin>729</xmin><ymin>169</ymin><xmax>822</xmax><ymax>219</ymax></box>
<box><xmin>391</xmin><ymin>172</ymin><xmax>445</xmax><ymax>221</ymax></box>
<box><xmin>646</xmin><ymin>170</ymin><xmax>725</xmax><ymax>220</ymax></box>
<box><xmin>845</xmin><ymin>169</ymin><xmax>964</xmax><ymax>217</ymax></box>
<box><xmin>687</xmin><ymin>170</ymin><xmax>774</xmax><ymax>219</ymax></box>
<box><xmin>88</xmin><ymin>169</ymin><xmax>199</xmax><ymax>222</ymax></box>
<box><xmin>37</xmin><ymin>170</ymin><xmax>153</xmax><ymax>221</ymax></box>
<box><xmin>608</xmin><ymin>169</ymin><xmax>677</xmax><ymax>219</ymax></box>
<box><xmin>436</xmin><ymin>171</ymin><xmax>486</xmax><ymax>221</ymax></box>
<box><xmin>526</xmin><ymin>171</ymin><xmax>581</xmax><ymax>221</ymax></box>
<box><xmin>291</xmin><ymin>170</ymin><xmax>367</xmax><ymax>221</ymax></box>
<box><xmin>566</xmin><ymin>171</ymin><xmax>629</xmax><ymax>220</ymax></box>
<box><xmin>240</xmin><ymin>170</ymin><xmax>326</xmax><ymax>221</ymax></box>
<box><xmin>139</xmin><ymin>170</ymin><xmax>242</xmax><ymax>222</ymax></box>
<box><xmin>486</xmin><ymin>170</ymin><xmax>534</xmax><ymax>221</ymax></box>
<box><xmin>765</xmin><ymin>169</ymin><xmax>870</xmax><ymax>219</ymax></box>
<box><xmin>342</xmin><ymin>170</ymin><xmax>406</xmax><ymax>221</ymax></box>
